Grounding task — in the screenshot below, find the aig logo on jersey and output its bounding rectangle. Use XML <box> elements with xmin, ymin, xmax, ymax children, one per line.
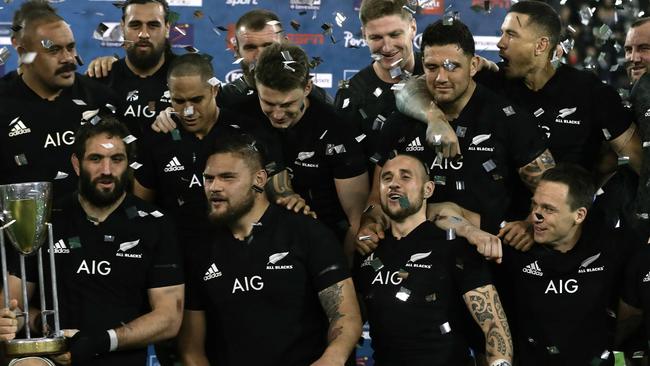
<box><xmin>266</xmin><ymin>252</ymin><xmax>293</xmax><ymax>270</ymax></box>
<box><xmin>8</xmin><ymin>117</ymin><xmax>31</xmax><ymax>137</ymax></box>
<box><xmin>115</xmin><ymin>239</ymin><xmax>142</xmax><ymax>259</ymax></box>
<box><xmin>203</xmin><ymin>263</ymin><xmax>223</xmax><ymax>281</ymax></box>
<box><xmin>405</xmin><ymin>251</ymin><xmax>432</xmax><ymax>269</ymax></box>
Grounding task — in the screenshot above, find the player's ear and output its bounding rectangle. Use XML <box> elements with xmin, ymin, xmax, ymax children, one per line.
<box><xmin>574</xmin><ymin>207</ymin><xmax>587</xmax><ymax>224</ymax></box>
<box><xmin>423</xmin><ymin>180</ymin><xmax>434</xmax><ymax>199</ymax></box>
<box><xmin>71</xmin><ymin>154</ymin><xmax>81</xmax><ymax>176</ymax></box>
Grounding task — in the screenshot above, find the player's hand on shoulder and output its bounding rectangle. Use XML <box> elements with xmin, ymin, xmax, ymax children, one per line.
<box><xmin>498</xmin><ymin>220</ymin><xmax>534</xmax><ymax>252</ymax></box>
<box><xmin>151</xmin><ymin>107</ymin><xmax>178</xmax><ymax>133</ymax></box>
<box><xmin>276</xmin><ymin>194</ymin><xmax>317</xmax><ymax>218</ymax></box>
<box><xmin>86</xmin><ymin>56</ymin><xmax>118</xmax><ymax>78</ymax></box>
<box><xmin>0</xmin><ymin>299</ymin><xmax>19</xmax><ymax>341</ymax></box>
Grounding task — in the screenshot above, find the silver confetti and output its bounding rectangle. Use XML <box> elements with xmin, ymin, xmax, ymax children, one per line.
<box><xmin>546</xmin><ymin>346</ymin><xmax>560</xmax><ymax>354</ymax></box>
<box><xmin>502</xmin><ymin>106</ymin><xmax>516</xmax><ymax>116</ymax></box>
<box><xmin>14</xmin><ymin>154</ymin><xmax>27</xmax><ymax>166</ymax></box>
<box><xmin>389</xmin><ymin>66</ymin><xmax>402</xmax><ymax>79</ymax></box>
<box><xmin>150</xmin><ymin>210</ymin><xmax>164</xmax><ymax>218</ymax></box>
<box><xmin>0</xmin><ymin>47</ymin><xmax>9</xmax><ymax>66</ymax></box>
<box><xmin>20</xmin><ymin>52</ymin><xmax>37</xmax><ymax>65</ymax></box>
<box><xmin>446</xmin><ymin>228</ymin><xmax>456</xmax><ymax>240</ymax></box>
<box><xmin>370</xmin><ymin>53</ymin><xmax>383</xmax><ymax>61</ymax></box>
<box><xmin>395</xmin><ymin>287</ymin><xmax>411</xmax><ymax>302</ymax></box>
<box><xmin>183</xmin><ymin>105</ymin><xmax>194</xmax><ymax>117</ymax></box>
<box><xmin>40</xmin><ymin>39</ymin><xmax>54</xmax><ymax>49</ymax></box>
<box><xmin>355</xmin><ymin>134</ymin><xmax>366</xmax><ymax>142</ymax></box>
<box><xmin>439</xmin><ymin>322</ymin><xmax>452</xmax><ymax>334</ymax></box>
<box><xmin>455</xmin><ymin>126</ymin><xmax>467</xmax><ymax>137</ymax></box>
<box><xmin>482</xmin><ymin>159</ymin><xmax>496</xmax><ymax>172</ymax></box>
<box><xmin>130</xmin><ymin>162</ymin><xmax>143</xmax><ymax>170</ymax></box>
<box><xmin>123</xmin><ymin>135</ymin><xmax>137</xmax><ymax>144</ymax></box>
<box><xmin>100</xmin><ymin>143</ymin><xmax>114</xmax><ymax>149</ymax></box>
<box><xmin>602</xmin><ymin>128</ymin><xmax>611</xmax><ymax>140</ymax></box>
<box><xmin>54</xmin><ymin>171</ymin><xmax>68</xmax><ymax>180</ymax></box>
<box><xmin>319</xmin><ymin>130</ymin><xmax>328</xmax><ymax>140</ymax></box>
<box><xmin>104</xmin><ymin>235</ymin><xmax>114</xmax><ymax>242</ymax></box>
<box><xmin>373</xmin><ymin>87</ymin><xmax>383</xmax><ymax>97</ymax></box>
<box><xmin>533</xmin><ymin>108</ymin><xmax>544</xmax><ymax>117</ymax></box>
<box><xmin>442</xmin><ymin>59</ymin><xmax>457</xmax><ymax>71</ymax></box>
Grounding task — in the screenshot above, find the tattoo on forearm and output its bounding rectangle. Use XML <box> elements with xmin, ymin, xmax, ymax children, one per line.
<box><xmin>467</xmin><ymin>289</ymin><xmax>494</xmax><ymax>325</ymax></box>
<box><xmin>465</xmin><ymin>286</ymin><xmax>513</xmax><ymax>359</ymax></box>
<box><xmin>319</xmin><ymin>283</ymin><xmax>345</xmax><ymax>343</ymax></box>
<box><xmin>487</xmin><ymin>325</ymin><xmax>508</xmax><ymax>356</ymax></box>
<box><xmin>268</xmin><ymin>171</ymin><xmax>293</xmax><ymax>198</ymax></box>
<box><xmin>520</xmin><ymin>149</ymin><xmax>555</xmax><ymax>189</ymax></box>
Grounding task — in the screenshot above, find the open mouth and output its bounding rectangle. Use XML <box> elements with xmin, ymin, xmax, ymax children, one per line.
<box><xmin>499</xmin><ymin>54</ymin><xmax>510</xmax><ymax>66</ymax></box>
<box><xmin>388</xmin><ymin>192</ymin><xmax>402</xmax><ymax>201</ymax></box>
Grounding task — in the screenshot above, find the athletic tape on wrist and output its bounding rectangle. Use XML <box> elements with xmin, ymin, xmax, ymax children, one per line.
<box><xmin>107</xmin><ymin>329</ymin><xmax>118</xmax><ymax>352</ymax></box>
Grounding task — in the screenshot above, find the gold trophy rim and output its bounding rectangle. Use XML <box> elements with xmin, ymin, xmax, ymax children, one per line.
<box><xmin>0</xmin><ymin>182</ymin><xmax>53</xmax><ymax>256</ymax></box>
<box><xmin>4</xmin><ymin>336</ymin><xmax>67</xmax><ymax>357</ymax></box>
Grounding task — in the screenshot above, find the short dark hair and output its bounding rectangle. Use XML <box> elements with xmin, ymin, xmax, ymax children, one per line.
<box><xmin>205</xmin><ymin>133</ymin><xmax>267</xmax><ymax>173</ymax></box>
<box><xmin>539</xmin><ymin>163</ymin><xmax>595</xmax><ymax>211</ymax></box>
<box><xmin>121</xmin><ymin>0</ymin><xmax>170</xmax><ymax>23</ymax></box>
<box><xmin>255</xmin><ymin>43</ymin><xmax>310</xmax><ymax>91</ymax></box>
<box><xmin>509</xmin><ymin>1</ymin><xmax>561</xmax><ymax>57</ymax></box>
<box><xmin>235</xmin><ymin>9</ymin><xmax>282</xmax><ymax>36</ymax></box>
<box><xmin>391</xmin><ymin>152</ymin><xmax>430</xmax><ymax>181</ymax></box>
<box><xmin>167</xmin><ymin>53</ymin><xmax>214</xmax><ymax>82</ymax></box>
<box><xmin>421</xmin><ymin>19</ymin><xmax>475</xmax><ymax>56</ymax></box>
<box><xmin>631</xmin><ymin>17</ymin><xmax>650</xmax><ymax>29</ymax></box>
<box><xmin>12</xmin><ymin>0</ymin><xmax>57</xmax><ymax>40</ymax></box>
<box><xmin>73</xmin><ymin>114</ymin><xmax>136</xmax><ymax>162</ymax></box>
<box><xmin>359</xmin><ymin>0</ymin><xmax>413</xmax><ymax>26</ymax></box>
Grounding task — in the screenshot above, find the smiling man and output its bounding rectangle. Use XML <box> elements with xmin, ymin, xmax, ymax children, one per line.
<box><xmin>253</xmin><ymin>42</ymin><xmax>369</xmax><ymax>262</ymax></box>
<box><xmin>334</xmin><ymin>0</ymin><xmax>423</xmax><ymax>176</ymax></box>
<box><xmin>498</xmin><ymin>163</ymin><xmax>640</xmax><ymax>365</ymax></box>
<box><xmin>625</xmin><ymin>18</ymin><xmax>650</xmax><ymax>85</ymax></box>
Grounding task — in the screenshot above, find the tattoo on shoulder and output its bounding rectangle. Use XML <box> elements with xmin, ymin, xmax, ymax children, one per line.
<box><xmin>268</xmin><ymin>171</ymin><xmax>293</xmax><ymax>198</ymax></box>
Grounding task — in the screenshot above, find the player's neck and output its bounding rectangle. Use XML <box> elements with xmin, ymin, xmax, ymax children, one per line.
<box><xmin>78</xmin><ymin>192</ymin><xmax>126</xmax><ymax>224</ymax></box>
<box><xmin>551</xmin><ymin>225</ymin><xmax>582</xmax><ymax>253</ymax></box>
<box><xmin>21</xmin><ymin>72</ymin><xmax>63</xmax><ymax>101</ymax></box>
<box><xmin>195</xmin><ymin>107</ymin><xmax>219</xmax><ymax>140</ymax></box>
<box><xmin>125</xmin><ymin>54</ymin><xmax>166</xmax><ymax>78</ymax></box>
<box><xmin>230</xmin><ymin>198</ymin><xmax>270</xmax><ymax>241</ymax></box>
<box><xmin>372</xmin><ymin>54</ymin><xmax>415</xmax><ymax>84</ymax></box>
<box><xmin>390</xmin><ymin>211</ymin><xmax>426</xmax><ymax>240</ymax></box>
<box><xmin>441</xmin><ymin>80</ymin><xmax>477</xmax><ymax>120</ymax></box>
<box><xmin>523</xmin><ymin>61</ymin><xmax>556</xmax><ymax>92</ymax></box>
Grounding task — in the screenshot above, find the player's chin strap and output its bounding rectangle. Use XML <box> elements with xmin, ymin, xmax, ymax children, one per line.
<box><xmin>490</xmin><ymin>360</ymin><xmax>512</xmax><ymax>366</ymax></box>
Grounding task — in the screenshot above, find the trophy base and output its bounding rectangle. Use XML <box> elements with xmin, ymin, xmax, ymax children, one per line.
<box><xmin>4</xmin><ymin>337</ymin><xmax>67</xmax><ymax>357</ymax></box>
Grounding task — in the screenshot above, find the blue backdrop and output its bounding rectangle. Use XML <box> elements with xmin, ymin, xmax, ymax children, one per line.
<box><xmin>0</xmin><ymin>0</ymin><xmax>510</xmax><ymax>94</ymax></box>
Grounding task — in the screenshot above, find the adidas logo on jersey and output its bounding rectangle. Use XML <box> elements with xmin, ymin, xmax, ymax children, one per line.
<box><xmin>643</xmin><ymin>271</ymin><xmax>650</xmax><ymax>283</ymax></box>
<box><xmin>523</xmin><ymin>261</ymin><xmax>544</xmax><ymax>276</ymax></box>
<box><xmin>405</xmin><ymin>137</ymin><xmax>424</xmax><ymax>152</ymax></box>
<box><xmin>8</xmin><ymin>117</ymin><xmax>31</xmax><ymax>137</ymax></box>
<box><xmin>164</xmin><ymin>157</ymin><xmax>185</xmax><ymax>172</ymax></box>
<box><xmin>52</xmin><ymin>239</ymin><xmax>70</xmax><ymax>254</ymax></box>
<box><xmin>203</xmin><ymin>263</ymin><xmax>222</xmax><ymax>281</ymax></box>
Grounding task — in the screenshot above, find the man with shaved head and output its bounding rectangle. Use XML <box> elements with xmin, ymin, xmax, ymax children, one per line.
<box><xmin>0</xmin><ymin>3</ymin><xmax>118</xmax><ymax>201</ymax></box>
<box><xmin>356</xmin><ymin>153</ymin><xmax>512</xmax><ymax>366</ymax></box>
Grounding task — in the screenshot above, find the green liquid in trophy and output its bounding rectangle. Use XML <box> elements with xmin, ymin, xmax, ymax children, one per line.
<box><xmin>6</xmin><ymin>199</ymin><xmax>39</xmax><ymax>254</ymax></box>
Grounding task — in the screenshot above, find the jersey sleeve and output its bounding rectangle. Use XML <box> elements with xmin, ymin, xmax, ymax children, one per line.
<box><xmin>302</xmin><ymin>217</ymin><xmax>351</xmax><ymax>292</ymax></box>
<box><xmin>373</xmin><ymin>112</ymin><xmax>403</xmax><ymax>167</ymax></box>
<box><xmin>326</xmin><ymin>123</ymin><xmax>368</xmax><ymax>180</ymax></box>
<box><xmin>592</xmin><ymin>79</ymin><xmax>633</xmax><ymax>141</ymax></box>
<box><xmin>184</xmin><ymin>258</ymin><xmax>208</xmax><ymax>311</ymax></box>
<box><xmin>146</xmin><ymin>214</ymin><xmax>184</xmax><ymax>288</ymax></box>
<box><xmin>453</xmin><ymin>239</ymin><xmax>493</xmax><ymax>294</ymax></box>
<box><xmin>622</xmin><ymin>245</ymin><xmax>650</xmax><ymax>309</ymax></box>
<box><xmin>132</xmin><ymin>135</ymin><xmax>157</xmax><ymax>190</ymax></box>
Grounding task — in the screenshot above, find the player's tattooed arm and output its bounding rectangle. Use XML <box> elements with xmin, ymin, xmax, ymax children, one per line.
<box><xmin>518</xmin><ymin>148</ymin><xmax>556</xmax><ymax>191</ymax></box>
<box><xmin>463</xmin><ymin>285</ymin><xmax>513</xmax><ymax>365</ymax></box>
<box><xmin>315</xmin><ymin>278</ymin><xmax>362</xmax><ymax>365</ymax></box>
<box><xmin>266</xmin><ymin>169</ymin><xmax>316</xmax><ymax>218</ymax></box>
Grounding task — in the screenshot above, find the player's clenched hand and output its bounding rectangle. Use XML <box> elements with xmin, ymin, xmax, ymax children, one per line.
<box><xmin>151</xmin><ymin>107</ymin><xmax>178</xmax><ymax>133</ymax></box>
<box><xmin>0</xmin><ymin>299</ymin><xmax>19</xmax><ymax>341</ymax></box>
<box><xmin>425</xmin><ymin>104</ymin><xmax>460</xmax><ymax>159</ymax></box>
<box><xmin>464</xmin><ymin>226</ymin><xmax>502</xmax><ymax>263</ymax></box>
<box><xmin>498</xmin><ymin>220</ymin><xmax>534</xmax><ymax>252</ymax></box>
<box><xmin>356</xmin><ymin>223</ymin><xmax>385</xmax><ymax>255</ymax></box>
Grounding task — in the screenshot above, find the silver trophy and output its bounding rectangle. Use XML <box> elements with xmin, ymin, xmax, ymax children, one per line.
<box><xmin>0</xmin><ymin>182</ymin><xmax>66</xmax><ymax>356</ymax></box>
